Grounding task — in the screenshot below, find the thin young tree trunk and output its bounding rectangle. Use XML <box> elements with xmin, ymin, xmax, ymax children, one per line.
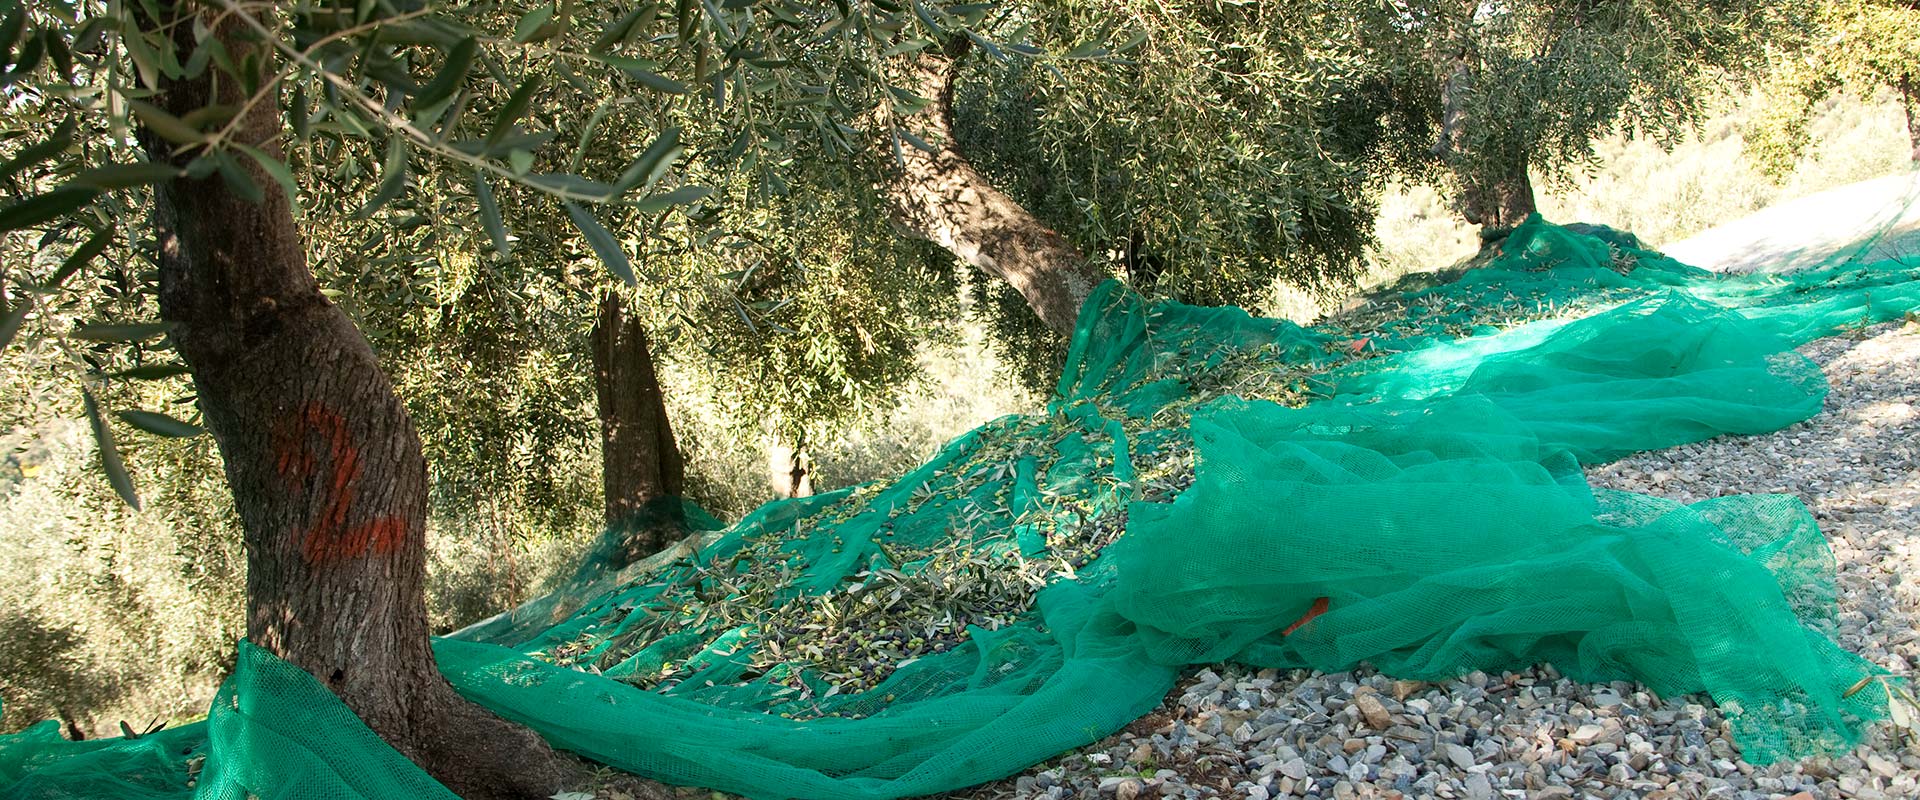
<box><xmin>886</xmin><ymin>37</ymin><xmax>1108</xmax><ymax>336</ymax></box>
<box><xmin>590</xmin><ymin>291</ymin><xmax>687</xmax><ymax>564</ymax></box>
<box><xmin>141</xmin><ymin>5</ymin><xmax>622</xmax><ymax>798</ymax></box>
<box><xmin>1902</xmin><ymin>73</ymin><xmax>1919</xmax><ymax>161</ymax></box>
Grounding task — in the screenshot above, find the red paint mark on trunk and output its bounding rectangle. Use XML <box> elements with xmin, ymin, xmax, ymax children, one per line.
<box><xmin>272</xmin><ymin>402</ymin><xmax>408</xmax><ymax>564</ymax></box>
<box><xmin>1281</xmin><ymin>596</ymin><xmax>1330</xmax><ymax>637</ymax></box>
<box><xmin>302</xmin><ymin>517</ymin><xmax>408</xmax><ymax>565</ymax></box>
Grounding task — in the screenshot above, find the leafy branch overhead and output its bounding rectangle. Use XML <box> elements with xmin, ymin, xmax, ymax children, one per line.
<box><xmin>0</xmin><ymin>0</ymin><xmax>1817</xmax><ymax>507</ymax></box>
<box><xmin>0</xmin><ymin>0</ymin><xmax>1111</xmax><ymax>506</ymax></box>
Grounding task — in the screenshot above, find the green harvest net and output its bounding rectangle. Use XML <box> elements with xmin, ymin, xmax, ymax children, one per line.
<box><xmin>5</xmin><ymin>214</ymin><xmax>1919</xmax><ymax>798</ymax></box>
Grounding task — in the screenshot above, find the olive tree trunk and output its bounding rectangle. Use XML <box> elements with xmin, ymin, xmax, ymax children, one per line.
<box><xmin>141</xmin><ymin>4</ymin><xmax>605</xmax><ymax>797</ymax></box>
<box><xmin>590</xmin><ymin>291</ymin><xmax>688</xmax><ymax>564</ymax></box>
<box><xmin>886</xmin><ymin>37</ymin><xmax>1108</xmax><ymax>337</ymax></box>
<box><xmin>1434</xmin><ymin>53</ymin><xmax>1538</xmax><ymax>233</ymax></box>
<box><xmin>1458</xmin><ymin>165</ymin><xmax>1537</xmax><ymax>232</ymax></box>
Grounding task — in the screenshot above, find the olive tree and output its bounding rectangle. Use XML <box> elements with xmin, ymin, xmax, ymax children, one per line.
<box><xmin>1414</xmin><ymin>0</ymin><xmax>1810</xmax><ymax>232</ymax></box>
<box><xmin>1749</xmin><ymin>0</ymin><xmax>1920</xmax><ymax>175</ymax></box>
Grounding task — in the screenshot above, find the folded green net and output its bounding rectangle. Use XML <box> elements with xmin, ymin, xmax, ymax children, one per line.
<box><xmin>4</xmin><ymin>215</ymin><xmax>1916</xmax><ymax>798</ymax></box>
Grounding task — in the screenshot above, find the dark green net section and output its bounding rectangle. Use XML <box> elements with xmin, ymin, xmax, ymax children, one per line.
<box><xmin>5</xmin><ymin>216</ymin><xmax>1918</xmax><ymax>798</ymax></box>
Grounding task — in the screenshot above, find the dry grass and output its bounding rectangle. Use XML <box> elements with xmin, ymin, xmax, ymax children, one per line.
<box><xmin>1539</xmin><ymin>89</ymin><xmax>1914</xmax><ymax>249</ymax></box>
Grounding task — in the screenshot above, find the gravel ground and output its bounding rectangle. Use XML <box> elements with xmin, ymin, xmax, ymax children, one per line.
<box><xmin>955</xmin><ymin>320</ymin><xmax>1920</xmax><ymax>800</ymax></box>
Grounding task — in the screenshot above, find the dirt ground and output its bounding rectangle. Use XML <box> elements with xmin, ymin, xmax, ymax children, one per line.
<box><xmin>1659</xmin><ymin>170</ymin><xmax>1920</xmax><ymax>273</ymax></box>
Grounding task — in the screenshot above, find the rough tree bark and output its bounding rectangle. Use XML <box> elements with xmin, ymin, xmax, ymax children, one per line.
<box><xmin>1457</xmin><ymin>164</ymin><xmax>1537</xmax><ymax>232</ymax></box>
<box><xmin>590</xmin><ymin>291</ymin><xmax>687</xmax><ymax>565</ymax></box>
<box><xmin>886</xmin><ymin>37</ymin><xmax>1108</xmax><ymax>337</ymax></box>
<box><xmin>141</xmin><ymin>5</ymin><xmax>633</xmax><ymax>798</ymax></box>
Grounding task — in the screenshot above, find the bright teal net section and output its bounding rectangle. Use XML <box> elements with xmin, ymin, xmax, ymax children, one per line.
<box><xmin>4</xmin><ymin>215</ymin><xmax>1918</xmax><ymax>798</ymax></box>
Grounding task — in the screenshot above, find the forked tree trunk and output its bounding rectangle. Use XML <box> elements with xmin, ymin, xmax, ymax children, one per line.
<box><xmin>590</xmin><ymin>291</ymin><xmax>687</xmax><ymax>564</ymax></box>
<box><xmin>886</xmin><ymin>37</ymin><xmax>1108</xmax><ymax>336</ymax></box>
<box><xmin>141</xmin><ymin>5</ymin><xmax>599</xmax><ymax>798</ymax></box>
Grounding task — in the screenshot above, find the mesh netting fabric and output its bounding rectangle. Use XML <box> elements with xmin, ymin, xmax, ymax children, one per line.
<box><xmin>4</xmin><ymin>214</ymin><xmax>1917</xmax><ymax>798</ymax></box>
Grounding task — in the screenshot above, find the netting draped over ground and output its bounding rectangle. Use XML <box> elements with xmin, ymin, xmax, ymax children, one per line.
<box><xmin>3</xmin><ymin>215</ymin><xmax>1918</xmax><ymax>798</ymax></box>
